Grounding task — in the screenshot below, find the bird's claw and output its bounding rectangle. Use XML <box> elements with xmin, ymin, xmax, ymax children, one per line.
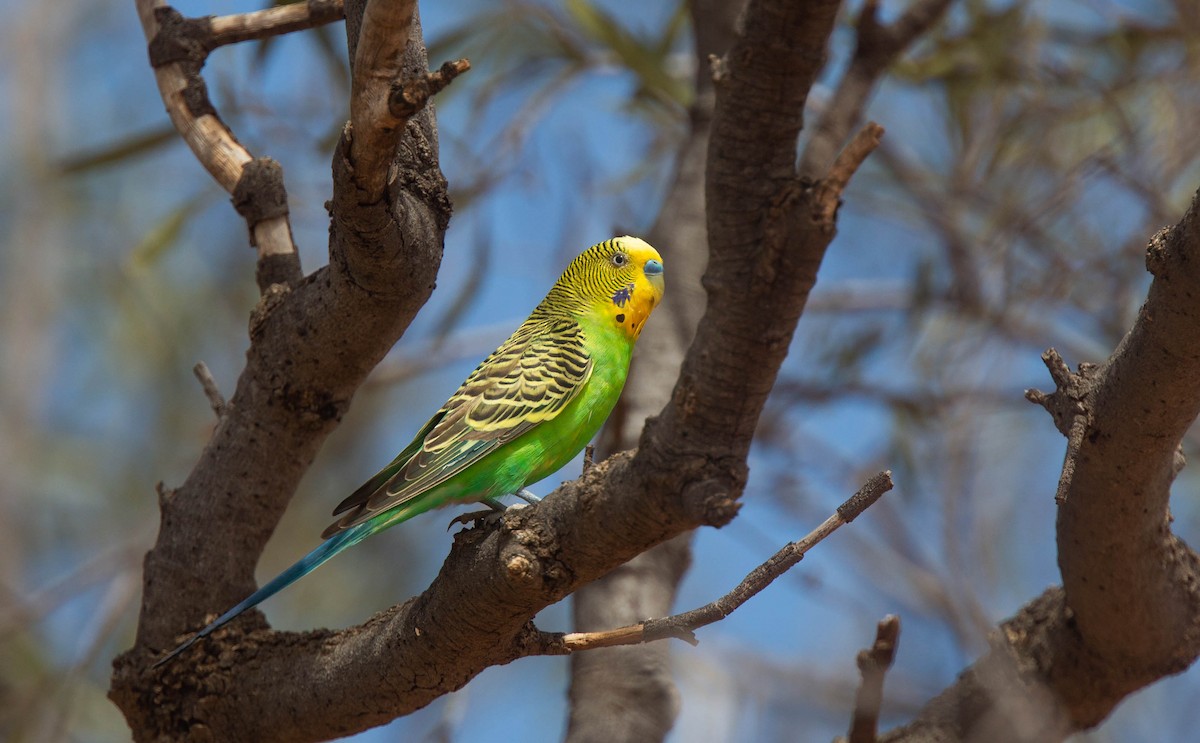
<box><xmin>447</xmin><ymin>508</ymin><xmax>496</xmax><ymax>530</ymax></box>
<box><xmin>446</xmin><ymin>502</ymin><xmax>531</xmax><ymax>531</ymax></box>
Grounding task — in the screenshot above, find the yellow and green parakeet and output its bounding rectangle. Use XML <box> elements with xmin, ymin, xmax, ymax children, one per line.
<box><xmin>155</xmin><ymin>236</ymin><xmax>664</xmax><ymax>666</ymax></box>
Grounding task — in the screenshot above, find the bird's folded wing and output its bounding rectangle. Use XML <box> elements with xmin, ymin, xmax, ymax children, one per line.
<box><xmin>332</xmin><ymin>319</ymin><xmax>593</xmax><ymax>527</ymax></box>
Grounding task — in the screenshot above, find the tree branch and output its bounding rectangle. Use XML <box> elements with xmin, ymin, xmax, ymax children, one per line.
<box><xmin>845</xmin><ymin>615</ymin><xmax>901</xmax><ymax>743</ymax></box>
<box><xmin>813</xmin><ymin>121</ymin><xmax>885</xmax><ymax>223</ymax></box>
<box><xmin>134</xmin><ymin>0</ymin><xmax>303</xmax><ymax>292</ymax></box>
<box><xmin>208</xmin><ymin>0</ymin><xmax>345</xmax><ymax>48</ymax></box>
<box><xmin>112</xmin><ymin>2</ymin><xmax>452</xmax><ymax>738</ymax></box>
<box><xmin>536</xmin><ymin>472</ymin><xmax>892</xmax><ymax>654</ymax></box>
<box><xmin>348</xmin><ymin>0</ymin><xmax>418</xmax><ymax>202</ymax></box>
<box><xmin>882</xmin><ymin>187</ymin><xmax>1200</xmax><ymax>741</ymax></box>
<box><xmin>113</xmin><ymin>0</ymin><xmax>887</xmax><ymax>739</ymax></box>
<box><xmin>191</xmin><ymin>361</ymin><xmax>226</xmax><ymax>418</ymax></box>
<box><xmin>642</xmin><ymin>0</ymin><xmax>849</xmax><ymax>522</ymax></box>
<box><xmin>1053</xmin><ymin>186</ymin><xmax>1200</xmax><ymax>702</ymax></box>
<box><xmin>799</xmin><ymin>0</ymin><xmax>953</xmax><ymax>180</ymax></box>
<box><xmin>388</xmin><ymin>58</ymin><xmax>470</xmax><ymax>120</ymax></box>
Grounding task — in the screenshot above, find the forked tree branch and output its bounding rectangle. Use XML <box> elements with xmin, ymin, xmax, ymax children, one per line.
<box><xmin>342</xmin><ymin>0</ymin><xmax>469</xmax><ymax>203</ymax></box>
<box><xmin>114</xmin><ymin>0</ymin><xmax>896</xmax><ymax>740</ymax></box>
<box><xmin>111</xmin><ymin>2</ymin><xmax>454</xmax><ymax>738</ymax></box>
<box><xmin>134</xmin><ymin>0</ymin><xmax>305</xmax><ymax>291</ymax></box>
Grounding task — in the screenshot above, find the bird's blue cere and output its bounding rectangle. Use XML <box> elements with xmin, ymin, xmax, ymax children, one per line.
<box><xmin>644</xmin><ymin>259</ymin><xmax>664</xmax><ymax>276</ymax></box>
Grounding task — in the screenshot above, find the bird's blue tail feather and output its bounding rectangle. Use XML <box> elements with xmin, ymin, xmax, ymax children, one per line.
<box><xmin>152</xmin><ymin>523</ymin><xmax>371</xmax><ymax>668</ymax></box>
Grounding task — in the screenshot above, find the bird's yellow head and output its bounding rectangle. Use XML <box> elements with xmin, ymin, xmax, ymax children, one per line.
<box><xmin>553</xmin><ymin>236</ymin><xmax>664</xmax><ymax>340</ymax></box>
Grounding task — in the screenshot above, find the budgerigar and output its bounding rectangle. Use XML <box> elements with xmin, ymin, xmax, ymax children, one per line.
<box><xmin>154</xmin><ymin>236</ymin><xmax>664</xmax><ymax>667</ymax></box>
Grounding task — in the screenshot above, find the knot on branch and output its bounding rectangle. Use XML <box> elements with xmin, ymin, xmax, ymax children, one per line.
<box><xmin>707</xmin><ymin>52</ymin><xmax>730</xmax><ymax>83</ymax></box>
<box><xmin>248</xmin><ymin>283</ymin><xmax>290</xmax><ymax>340</ymax></box>
<box><xmin>388</xmin><ymin>59</ymin><xmax>471</xmax><ymax>121</ymax></box>
<box><xmin>273</xmin><ymin>383</ymin><xmax>348</xmax><ymax>427</ymax></box>
<box><xmin>1024</xmin><ymin>348</ymin><xmax>1098</xmax><ymax>437</ymax></box>
<box><xmin>389</xmin><ymin>124</ymin><xmax>454</xmax><ymax>232</ymax></box>
<box><xmin>148</xmin><ymin>7</ymin><xmax>214</xmax><ymax>68</ymax></box>
<box><xmin>500</xmin><ymin>510</ymin><xmax>574</xmax><ymax>595</ymax></box>
<box><xmin>681</xmin><ymin>466</ymin><xmax>746</xmax><ymax>528</ymax></box>
<box><xmin>1146</xmin><ymin>226</ymin><xmax>1173</xmax><ymax>277</ymax></box>
<box><xmin>147</xmin><ymin>8</ymin><xmax>217</xmax><ymax>119</ymax></box>
<box><xmin>503</xmin><ymin>552</ymin><xmax>539</xmax><ymax>587</ymax></box>
<box><xmin>232</xmin><ymin>157</ymin><xmax>289</xmax><ymax>225</ymax></box>
<box><xmin>637</xmin><ymin>435</ymin><xmax>747</xmax><ymax>528</ymax></box>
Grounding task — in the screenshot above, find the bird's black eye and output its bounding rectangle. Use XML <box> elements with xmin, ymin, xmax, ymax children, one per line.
<box><xmin>610</xmin><ymin>252</ymin><xmax>629</xmax><ymax>267</ymax></box>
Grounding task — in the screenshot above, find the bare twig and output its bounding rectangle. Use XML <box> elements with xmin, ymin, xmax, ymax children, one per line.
<box><xmin>828</xmin><ymin>123</ymin><xmax>886</xmax><ymax>191</ymax></box>
<box><xmin>845</xmin><ymin>615</ymin><xmax>901</xmax><ymax>743</ymax></box>
<box><xmin>192</xmin><ymin>361</ymin><xmax>226</xmax><ymax>417</ymax></box>
<box><xmin>209</xmin><ymin>0</ymin><xmax>345</xmax><ymax>48</ymax></box>
<box><xmin>388</xmin><ymin>58</ymin><xmax>471</xmax><ymax>120</ymax></box>
<box><xmin>1024</xmin><ymin>349</ymin><xmax>1097</xmax><ymax>505</ymax></box>
<box><xmin>814</xmin><ymin>122</ymin><xmax>886</xmax><ymax>223</ymax></box>
<box><xmin>528</xmin><ymin>472</ymin><xmax>894</xmax><ymax>654</ymax></box>
<box><xmin>582</xmin><ymin>444</ymin><xmax>596</xmax><ymax>475</ymax></box>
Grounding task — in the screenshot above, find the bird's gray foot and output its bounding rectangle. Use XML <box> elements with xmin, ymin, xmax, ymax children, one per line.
<box><xmin>513</xmin><ymin>488</ymin><xmax>541</xmax><ymax>505</ymax></box>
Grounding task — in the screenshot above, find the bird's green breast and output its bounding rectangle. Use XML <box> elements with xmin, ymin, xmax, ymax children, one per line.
<box><xmin>502</xmin><ymin>316</ymin><xmax>632</xmax><ymax>488</ymax></box>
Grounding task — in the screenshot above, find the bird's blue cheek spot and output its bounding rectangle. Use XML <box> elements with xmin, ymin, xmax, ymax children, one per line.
<box><xmin>644</xmin><ymin>259</ymin><xmax>664</xmax><ymax>277</ymax></box>
<box><xmin>611</xmin><ymin>283</ymin><xmax>634</xmax><ymax>308</ymax></box>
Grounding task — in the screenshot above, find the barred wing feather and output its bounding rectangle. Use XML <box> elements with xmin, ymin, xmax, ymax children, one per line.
<box><xmin>326</xmin><ymin>319</ymin><xmax>592</xmax><ymax>534</ymax></box>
